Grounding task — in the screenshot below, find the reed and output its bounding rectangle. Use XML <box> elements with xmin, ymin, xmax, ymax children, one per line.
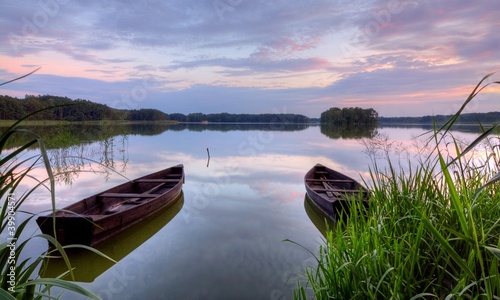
<box><xmin>0</xmin><ymin>112</ymin><xmax>106</xmax><ymax>299</ymax></box>
<box><xmin>293</xmin><ymin>74</ymin><xmax>500</xmax><ymax>299</ymax></box>
<box><xmin>0</xmin><ymin>72</ymin><xmax>109</xmax><ymax>299</ymax></box>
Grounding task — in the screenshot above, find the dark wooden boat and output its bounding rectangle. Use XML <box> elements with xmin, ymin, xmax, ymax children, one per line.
<box><xmin>304</xmin><ymin>163</ymin><xmax>369</xmax><ymax>219</ymax></box>
<box><xmin>37</xmin><ymin>164</ymin><xmax>184</xmax><ymax>246</ymax></box>
<box><xmin>41</xmin><ymin>193</ymin><xmax>184</xmax><ymax>282</ymax></box>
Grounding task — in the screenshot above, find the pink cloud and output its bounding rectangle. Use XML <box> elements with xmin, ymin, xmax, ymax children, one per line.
<box><xmin>251</xmin><ymin>36</ymin><xmax>322</xmax><ymax>60</ymax></box>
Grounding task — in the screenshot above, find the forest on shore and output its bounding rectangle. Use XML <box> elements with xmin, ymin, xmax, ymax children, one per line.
<box><xmin>0</xmin><ymin>94</ymin><xmax>309</xmax><ymax>123</ymax></box>
<box><xmin>0</xmin><ymin>94</ymin><xmax>160</xmax><ymax>121</ymax></box>
<box><xmin>1</xmin><ymin>94</ymin><xmax>498</xmax><ymax>125</ymax></box>
<box><xmin>379</xmin><ymin>112</ymin><xmax>500</xmax><ymax>124</ymax></box>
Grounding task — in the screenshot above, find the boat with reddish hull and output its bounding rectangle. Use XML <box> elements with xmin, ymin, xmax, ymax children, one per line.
<box><xmin>304</xmin><ymin>163</ymin><xmax>369</xmax><ymax>219</ymax></box>
<box><xmin>37</xmin><ymin>164</ymin><xmax>184</xmax><ymax>246</ymax></box>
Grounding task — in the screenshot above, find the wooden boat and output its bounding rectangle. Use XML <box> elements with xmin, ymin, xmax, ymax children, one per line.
<box><xmin>37</xmin><ymin>164</ymin><xmax>184</xmax><ymax>246</ymax></box>
<box><xmin>40</xmin><ymin>193</ymin><xmax>184</xmax><ymax>282</ymax></box>
<box><xmin>304</xmin><ymin>163</ymin><xmax>369</xmax><ymax>219</ymax></box>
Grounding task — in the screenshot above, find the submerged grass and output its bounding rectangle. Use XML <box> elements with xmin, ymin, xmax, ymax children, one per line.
<box><xmin>294</xmin><ymin>74</ymin><xmax>500</xmax><ymax>299</ymax></box>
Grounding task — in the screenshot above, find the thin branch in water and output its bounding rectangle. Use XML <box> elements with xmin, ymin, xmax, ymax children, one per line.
<box><xmin>206</xmin><ymin>147</ymin><xmax>210</xmax><ymax>168</ymax></box>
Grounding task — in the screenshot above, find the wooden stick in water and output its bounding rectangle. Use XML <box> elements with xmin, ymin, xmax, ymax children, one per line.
<box><xmin>206</xmin><ymin>147</ymin><xmax>210</xmax><ymax>167</ymax></box>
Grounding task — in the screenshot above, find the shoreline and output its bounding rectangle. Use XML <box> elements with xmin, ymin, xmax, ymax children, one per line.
<box><xmin>0</xmin><ymin>119</ymin><xmax>495</xmax><ymax>128</ymax></box>
<box><xmin>0</xmin><ymin>120</ymin><xmax>179</xmax><ymax>127</ymax></box>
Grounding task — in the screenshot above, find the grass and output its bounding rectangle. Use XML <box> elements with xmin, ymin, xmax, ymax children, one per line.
<box><xmin>0</xmin><ymin>111</ymin><xmax>107</xmax><ymax>299</ymax></box>
<box><xmin>293</xmin><ymin>73</ymin><xmax>500</xmax><ymax>299</ymax></box>
<box><xmin>1</xmin><ymin>71</ymin><xmax>112</xmax><ymax>299</ymax></box>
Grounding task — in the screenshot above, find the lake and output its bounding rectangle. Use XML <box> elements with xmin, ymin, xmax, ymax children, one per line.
<box><xmin>7</xmin><ymin>122</ymin><xmax>481</xmax><ymax>299</ymax></box>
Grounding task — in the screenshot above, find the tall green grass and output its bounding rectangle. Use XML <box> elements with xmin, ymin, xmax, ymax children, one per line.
<box><xmin>1</xmin><ymin>72</ymin><xmax>106</xmax><ymax>299</ymax></box>
<box><xmin>294</xmin><ymin>74</ymin><xmax>500</xmax><ymax>299</ymax></box>
<box><xmin>0</xmin><ymin>112</ymin><xmax>104</xmax><ymax>299</ymax></box>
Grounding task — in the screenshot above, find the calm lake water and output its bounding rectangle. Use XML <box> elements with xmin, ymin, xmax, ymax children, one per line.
<box><xmin>7</xmin><ymin>123</ymin><xmax>481</xmax><ymax>300</ymax></box>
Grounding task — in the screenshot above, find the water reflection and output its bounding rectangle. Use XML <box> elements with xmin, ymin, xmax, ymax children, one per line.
<box><xmin>2</xmin><ymin>122</ymin><xmax>380</xmax><ymax>187</ymax></box>
<box><xmin>379</xmin><ymin>124</ymin><xmax>491</xmax><ymax>134</ymax></box>
<box><xmin>1</xmin><ymin>124</ymin><xmax>133</xmax><ymax>185</ymax></box>
<box><xmin>320</xmin><ymin>123</ymin><xmax>378</xmax><ymax>139</ymax></box>
<box><xmin>40</xmin><ymin>192</ymin><xmax>184</xmax><ymax>282</ymax></box>
<box><xmin>1</xmin><ymin>123</ymin><xmax>312</xmax><ymax>150</ymax></box>
<box><xmin>1</xmin><ymin>123</ymin><xmax>487</xmax><ymax>154</ymax></box>
<box><xmin>168</xmin><ymin>123</ymin><xmax>310</xmax><ymax>132</ymax></box>
<box><xmin>303</xmin><ymin>194</ymin><xmax>335</xmax><ymax>238</ymax></box>
<box><xmin>1</xmin><ymin>123</ymin><xmax>317</xmax><ymax>186</ymax></box>
<box><xmin>49</xmin><ymin>135</ymin><xmax>129</xmax><ymax>185</ymax></box>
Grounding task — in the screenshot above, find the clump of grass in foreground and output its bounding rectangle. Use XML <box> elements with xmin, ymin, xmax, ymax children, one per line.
<box><xmin>1</xmin><ymin>71</ymin><xmax>106</xmax><ymax>299</ymax></box>
<box><xmin>293</xmin><ymin>73</ymin><xmax>500</xmax><ymax>299</ymax></box>
<box><xmin>0</xmin><ymin>111</ymin><xmax>104</xmax><ymax>299</ymax></box>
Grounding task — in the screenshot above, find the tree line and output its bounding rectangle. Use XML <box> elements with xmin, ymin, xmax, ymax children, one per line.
<box><xmin>379</xmin><ymin>112</ymin><xmax>500</xmax><ymax>124</ymax></box>
<box><xmin>0</xmin><ymin>94</ymin><xmax>310</xmax><ymax>123</ymax></box>
<box><xmin>320</xmin><ymin>107</ymin><xmax>378</xmax><ymax>126</ymax></box>
<box><xmin>0</xmin><ymin>94</ymin><xmax>169</xmax><ymax>121</ymax></box>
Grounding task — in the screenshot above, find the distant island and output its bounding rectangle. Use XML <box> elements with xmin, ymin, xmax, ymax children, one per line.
<box><xmin>0</xmin><ymin>94</ymin><xmax>498</xmax><ymax>125</ymax></box>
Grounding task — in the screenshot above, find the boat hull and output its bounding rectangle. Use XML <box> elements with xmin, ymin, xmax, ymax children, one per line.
<box><xmin>41</xmin><ymin>193</ymin><xmax>184</xmax><ymax>282</ymax></box>
<box><xmin>37</xmin><ymin>164</ymin><xmax>184</xmax><ymax>246</ymax></box>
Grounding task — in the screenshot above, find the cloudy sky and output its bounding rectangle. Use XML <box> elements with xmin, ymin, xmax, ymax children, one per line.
<box><xmin>1</xmin><ymin>0</ymin><xmax>499</xmax><ymax>117</ymax></box>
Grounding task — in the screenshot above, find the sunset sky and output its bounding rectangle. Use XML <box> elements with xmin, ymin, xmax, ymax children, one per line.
<box><xmin>1</xmin><ymin>0</ymin><xmax>499</xmax><ymax>117</ymax></box>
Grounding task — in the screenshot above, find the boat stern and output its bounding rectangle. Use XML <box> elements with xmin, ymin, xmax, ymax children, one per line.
<box><xmin>36</xmin><ymin>215</ymin><xmax>94</xmax><ymax>246</ymax></box>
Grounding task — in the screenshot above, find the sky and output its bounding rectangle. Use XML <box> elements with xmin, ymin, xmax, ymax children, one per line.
<box><xmin>0</xmin><ymin>0</ymin><xmax>499</xmax><ymax>117</ymax></box>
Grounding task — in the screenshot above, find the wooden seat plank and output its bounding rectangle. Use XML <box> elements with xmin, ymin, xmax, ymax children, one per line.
<box><xmin>313</xmin><ymin>188</ymin><xmax>366</xmax><ymax>193</ymax></box>
<box><xmin>306</xmin><ymin>179</ymin><xmax>353</xmax><ymax>183</ymax></box>
<box><xmin>99</xmin><ymin>193</ymin><xmax>157</xmax><ymax>198</ymax></box>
